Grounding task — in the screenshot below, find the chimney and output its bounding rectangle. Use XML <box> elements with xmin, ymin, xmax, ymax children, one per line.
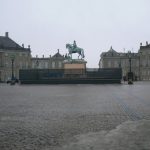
<box><xmin>146</xmin><ymin>41</ymin><xmax>148</xmax><ymax>46</ymax></box>
<box><xmin>36</xmin><ymin>55</ymin><xmax>38</xmax><ymax>58</ymax></box>
<box><xmin>28</xmin><ymin>45</ymin><xmax>30</xmax><ymax>49</ymax></box>
<box><xmin>22</xmin><ymin>44</ymin><xmax>24</xmax><ymax>48</ymax></box>
<box><xmin>57</xmin><ymin>49</ymin><xmax>59</xmax><ymax>53</ymax></box>
<box><xmin>140</xmin><ymin>43</ymin><xmax>142</xmax><ymax>46</ymax></box>
<box><xmin>43</xmin><ymin>55</ymin><xmax>44</xmax><ymax>58</ymax></box>
<box><xmin>5</xmin><ymin>32</ymin><xmax>9</xmax><ymax>38</ymax></box>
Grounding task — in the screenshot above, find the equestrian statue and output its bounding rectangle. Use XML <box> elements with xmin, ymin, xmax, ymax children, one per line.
<box><xmin>66</xmin><ymin>41</ymin><xmax>85</xmax><ymax>59</ymax></box>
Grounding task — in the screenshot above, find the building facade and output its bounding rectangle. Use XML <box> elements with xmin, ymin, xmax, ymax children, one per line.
<box><xmin>0</xmin><ymin>32</ymin><xmax>31</xmax><ymax>82</ymax></box>
<box><xmin>1</xmin><ymin>32</ymin><xmax>150</xmax><ymax>82</ymax></box>
<box><xmin>99</xmin><ymin>43</ymin><xmax>150</xmax><ymax>80</ymax></box>
<box><xmin>0</xmin><ymin>32</ymin><xmax>67</xmax><ymax>82</ymax></box>
<box><xmin>139</xmin><ymin>42</ymin><xmax>150</xmax><ymax>80</ymax></box>
<box><xmin>31</xmin><ymin>50</ymin><xmax>65</xmax><ymax>69</ymax></box>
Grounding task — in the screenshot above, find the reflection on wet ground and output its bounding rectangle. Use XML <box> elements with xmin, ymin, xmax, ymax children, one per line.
<box><xmin>0</xmin><ymin>82</ymin><xmax>150</xmax><ymax>149</ymax></box>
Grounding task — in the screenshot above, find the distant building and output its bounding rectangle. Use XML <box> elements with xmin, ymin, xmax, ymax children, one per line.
<box><xmin>31</xmin><ymin>49</ymin><xmax>65</xmax><ymax>69</ymax></box>
<box><xmin>0</xmin><ymin>32</ymin><xmax>67</xmax><ymax>82</ymax></box>
<box><xmin>1</xmin><ymin>32</ymin><xmax>150</xmax><ymax>82</ymax></box>
<box><xmin>0</xmin><ymin>32</ymin><xmax>31</xmax><ymax>82</ymax></box>
<box><xmin>99</xmin><ymin>43</ymin><xmax>150</xmax><ymax>81</ymax></box>
<box><xmin>49</xmin><ymin>49</ymin><xmax>65</xmax><ymax>69</ymax></box>
<box><xmin>31</xmin><ymin>56</ymin><xmax>49</xmax><ymax>69</ymax></box>
<box><xmin>139</xmin><ymin>42</ymin><xmax>150</xmax><ymax>80</ymax></box>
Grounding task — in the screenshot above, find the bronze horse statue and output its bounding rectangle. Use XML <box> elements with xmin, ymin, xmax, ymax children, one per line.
<box><xmin>66</xmin><ymin>41</ymin><xmax>85</xmax><ymax>59</ymax></box>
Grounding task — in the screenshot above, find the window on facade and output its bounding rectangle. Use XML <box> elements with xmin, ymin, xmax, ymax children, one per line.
<box><xmin>22</xmin><ymin>53</ymin><xmax>26</xmax><ymax>57</ymax></box>
<box><xmin>42</xmin><ymin>62</ymin><xmax>45</xmax><ymax>68</ymax></box>
<box><xmin>122</xmin><ymin>60</ymin><xmax>124</xmax><ymax>66</ymax></box>
<box><xmin>115</xmin><ymin>61</ymin><xmax>118</xmax><ymax>68</ymax></box>
<box><xmin>58</xmin><ymin>61</ymin><xmax>62</xmax><ymax>68</ymax></box>
<box><xmin>22</xmin><ymin>62</ymin><xmax>26</xmax><ymax>69</ymax></box>
<box><xmin>108</xmin><ymin>61</ymin><xmax>111</xmax><ymax>67</ymax></box>
<box><xmin>26</xmin><ymin>62</ymin><xmax>28</xmax><ymax>68</ymax></box>
<box><xmin>52</xmin><ymin>62</ymin><xmax>55</xmax><ymax>68</ymax></box>
<box><xmin>136</xmin><ymin>61</ymin><xmax>139</xmax><ymax>67</ymax></box>
<box><xmin>143</xmin><ymin>60</ymin><xmax>146</xmax><ymax>67</ymax></box>
<box><xmin>111</xmin><ymin>61</ymin><xmax>114</xmax><ymax>68</ymax></box>
<box><xmin>32</xmin><ymin>63</ymin><xmax>35</xmax><ymax>68</ymax></box>
<box><xmin>41</xmin><ymin>62</ymin><xmax>44</xmax><ymax>68</ymax></box>
<box><xmin>5</xmin><ymin>53</ymin><xmax>8</xmax><ymax>57</ymax></box>
<box><xmin>5</xmin><ymin>62</ymin><xmax>8</xmax><ymax>67</ymax></box>
<box><xmin>20</xmin><ymin>62</ymin><xmax>22</xmax><ymax>68</ymax></box>
<box><xmin>38</xmin><ymin>62</ymin><xmax>42</xmax><ymax>69</ymax></box>
<box><xmin>45</xmin><ymin>62</ymin><xmax>48</xmax><ymax>68</ymax></box>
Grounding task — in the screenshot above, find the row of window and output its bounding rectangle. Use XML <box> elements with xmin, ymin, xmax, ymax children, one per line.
<box><xmin>103</xmin><ymin>60</ymin><xmax>150</xmax><ymax>68</ymax></box>
<box><xmin>141</xmin><ymin>70</ymin><xmax>150</xmax><ymax>76</ymax></box>
<box><xmin>4</xmin><ymin>53</ymin><xmax>30</xmax><ymax>57</ymax></box>
<box><xmin>32</xmin><ymin>61</ymin><xmax>62</xmax><ymax>69</ymax></box>
<box><xmin>5</xmin><ymin>62</ymin><xmax>29</xmax><ymax>68</ymax></box>
<box><xmin>106</xmin><ymin>60</ymin><xmax>140</xmax><ymax>68</ymax></box>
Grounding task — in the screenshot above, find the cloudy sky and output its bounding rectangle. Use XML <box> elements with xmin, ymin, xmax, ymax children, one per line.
<box><xmin>0</xmin><ymin>0</ymin><xmax>150</xmax><ymax>67</ymax></box>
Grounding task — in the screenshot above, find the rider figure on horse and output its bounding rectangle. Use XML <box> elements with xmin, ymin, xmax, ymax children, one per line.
<box><xmin>73</xmin><ymin>40</ymin><xmax>77</xmax><ymax>50</ymax></box>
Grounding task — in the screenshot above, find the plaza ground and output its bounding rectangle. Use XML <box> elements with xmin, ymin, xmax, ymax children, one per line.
<box><xmin>0</xmin><ymin>82</ymin><xmax>150</xmax><ymax>149</ymax></box>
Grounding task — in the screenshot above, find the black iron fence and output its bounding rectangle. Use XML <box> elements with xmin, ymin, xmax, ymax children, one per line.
<box><xmin>19</xmin><ymin>68</ymin><xmax>122</xmax><ymax>81</ymax></box>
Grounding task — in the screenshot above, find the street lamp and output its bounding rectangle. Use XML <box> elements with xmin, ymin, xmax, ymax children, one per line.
<box><xmin>119</xmin><ymin>57</ymin><xmax>121</xmax><ymax>68</ymax></box>
<box><xmin>10</xmin><ymin>55</ymin><xmax>15</xmax><ymax>85</ymax></box>
<box><xmin>36</xmin><ymin>60</ymin><xmax>39</xmax><ymax>69</ymax></box>
<box><xmin>128</xmin><ymin>51</ymin><xmax>133</xmax><ymax>84</ymax></box>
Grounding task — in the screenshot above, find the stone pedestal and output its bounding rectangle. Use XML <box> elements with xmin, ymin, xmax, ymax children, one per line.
<box><xmin>63</xmin><ymin>59</ymin><xmax>87</xmax><ymax>77</ymax></box>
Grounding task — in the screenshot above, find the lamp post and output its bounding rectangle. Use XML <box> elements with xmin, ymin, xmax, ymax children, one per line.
<box><xmin>10</xmin><ymin>55</ymin><xmax>15</xmax><ymax>85</ymax></box>
<box><xmin>139</xmin><ymin>51</ymin><xmax>142</xmax><ymax>81</ymax></box>
<box><xmin>36</xmin><ymin>60</ymin><xmax>39</xmax><ymax>69</ymax></box>
<box><xmin>128</xmin><ymin>51</ymin><xmax>133</xmax><ymax>84</ymax></box>
<box><xmin>119</xmin><ymin>57</ymin><xmax>121</xmax><ymax>68</ymax></box>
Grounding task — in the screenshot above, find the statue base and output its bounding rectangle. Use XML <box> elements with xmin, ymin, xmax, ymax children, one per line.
<box><xmin>63</xmin><ymin>59</ymin><xmax>87</xmax><ymax>76</ymax></box>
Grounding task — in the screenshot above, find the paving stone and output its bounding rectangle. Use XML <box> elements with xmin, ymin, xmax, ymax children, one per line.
<box><xmin>0</xmin><ymin>82</ymin><xmax>150</xmax><ymax>149</ymax></box>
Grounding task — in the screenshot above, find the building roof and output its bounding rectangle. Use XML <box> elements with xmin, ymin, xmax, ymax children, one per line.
<box><xmin>140</xmin><ymin>41</ymin><xmax>150</xmax><ymax>50</ymax></box>
<box><xmin>101</xmin><ymin>46</ymin><xmax>118</xmax><ymax>57</ymax></box>
<box><xmin>0</xmin><ymin>33</ymin><xmax>30</xmax><ymax>51</ymax></box>
<box><xmin>52</xmin><ymin>52</ymin><xmax>63</xmax><ymax>58</ymax></box>
<box><xmin>107</xmin><ymin>46</ymin><xmax>118</xmax><ymax>54</ymax></box>
<box><xmin>0</xmin><ymin>36</ymin><xmax>21</xmax><ymax>48</ymax></box>
<box><xmin>52</xmin><ymin>49</ymin><xmax>64</xmax><ymax>59</ymax></box>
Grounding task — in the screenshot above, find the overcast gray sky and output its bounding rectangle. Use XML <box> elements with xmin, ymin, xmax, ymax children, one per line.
<box><xmin>0</xmin><ymin>0</ymin><xmax>150</xmax><ymax>67</ymax></box>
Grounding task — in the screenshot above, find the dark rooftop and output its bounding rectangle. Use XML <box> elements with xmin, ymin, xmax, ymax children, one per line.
<box><xmin>0</xmin><ymin>32</ymin><xmax>30</xmax><ymax>51</ymax></box>
<box><xmin>52</xmin><ymin>49</ymin><xmax>64</xmax><ymax>58</ymax></box>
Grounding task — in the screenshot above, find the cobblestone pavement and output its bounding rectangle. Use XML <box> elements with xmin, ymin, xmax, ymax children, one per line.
<box><xmin>0</xmin><ymin>82</ymin><xmax>150</xmax><ymax>150</ymax></box>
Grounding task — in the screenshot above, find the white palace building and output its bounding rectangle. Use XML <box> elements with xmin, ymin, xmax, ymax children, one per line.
<box><xmin>99</xmin><ymin>42</ymin><xmax>150</xmax><ymax>81</ymax></box>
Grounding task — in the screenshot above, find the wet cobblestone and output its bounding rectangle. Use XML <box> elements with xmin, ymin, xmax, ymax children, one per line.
<box><xmin>0</xmin><ymin>82</ymin><xmax>150</xmax><ymax>149</ymax></box>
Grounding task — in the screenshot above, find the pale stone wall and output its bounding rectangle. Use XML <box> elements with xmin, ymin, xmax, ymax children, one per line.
<box><xmin>139</xmin><ymin>45</ymin><xmax>150</xmax><ymax>80</ymax></box>
<box><xmin>31</xmin><ymin>58</ymin><xmax>64</xmax><ymax>69</ymax></box>
<box><xmin>100</xmin><ymin>43</ymin><xmax>150</xmax><ymax>80</ymax></box>
<box><xmin>99</xmin><ymin>48</ymin><xmax>140</xmax><ymax>80</ymax></box>
<box><xmin>31</xmin><ymin>58</ymin><xmax>49</xmax><ymax>69</ymax></box>
<box><xmin>49</xmin><ymin>59</ymin><xmax>64</xmax><ymax>69</ymax></box>
<box><xmin>0</xmin><ymin>50</ymin><xmax>31</xmax><ymax>82</ymax></box>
